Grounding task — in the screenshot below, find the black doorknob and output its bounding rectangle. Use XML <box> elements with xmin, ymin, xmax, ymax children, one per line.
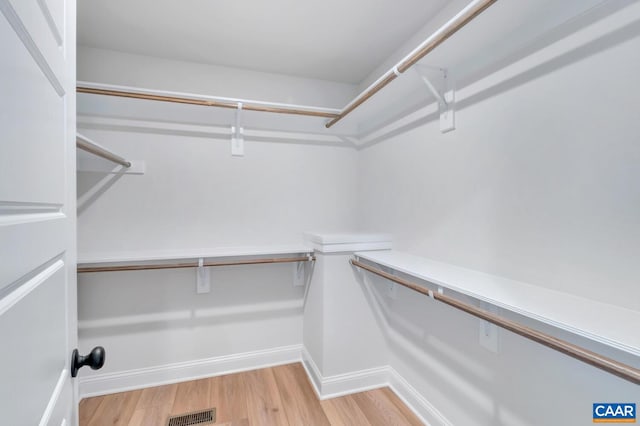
<box><xmin>71</xmin><ymin>346</ymin><xmax>106</xmax><ymax>378</ymax></box>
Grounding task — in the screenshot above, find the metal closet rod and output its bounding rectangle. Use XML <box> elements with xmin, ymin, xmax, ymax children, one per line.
<box><xmin>78</xmin><ymin>255</ymin><xmax>316</xmax><ymax>273</ymax></box>
<box><xmin>325</xmin><ymin>0</ymin><xmax>497</xmax><ymax>128</ymax></box>
<box><xmin>76</xmin><ymin>86</ymin><xmax>340</xmax><ymax>119</ymax></box>
<box><xmin>350</xmin><ymin>258</ymin><xmax>640</xmax><ymax>385</ymax></box>
<box><xmin>76</xmin><ymin>133</ymin><xmax>131</xmax><ymax>168</ymax></box>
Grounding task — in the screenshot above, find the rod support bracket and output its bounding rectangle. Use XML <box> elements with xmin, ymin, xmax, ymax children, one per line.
<box><xmin>231</xmin><ymin>102</ymin><xmax>244</xmax><ymax>157</ymax></box>
<box><xmin>196</xmin><ymin>257</ymin><xmax>211</xmax><ymax>294</ymax></box>
<box><xmin>293</xmin><ymin>253</ymin><xmax>314</xmax><ymax>287</ymax></box>
<box><xmin>415</xmin><ymin>65</ymin><xmax>455</xmax><ymax>133</ymax></box>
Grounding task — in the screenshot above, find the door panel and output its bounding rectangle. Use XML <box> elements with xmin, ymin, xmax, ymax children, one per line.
<box><xmin>0</xmin><ymin>214</ymin><xmax>66</xmax><ymax>294</ymax></box>
<box><xmin>0</xmin><ymin>12</ymin><xmax>65</xmax><ymax>204</ymax></box>
<box><xmin>4</xmin><ymin>0</ymin><xmax>66</xmax><ymax>92</ymax></box>
<box><xmin>37</xmin><ymin>0</ymin><xmax>65</xmax><ymax>46</ymax></box>
<box><xmin>46</xmin><ymin>377</ymin><xmax>74</xmax><ymax>426</ymax></box>
<box><xmin>0</xmin><ymin>0</ymin><xmax>76</xmax><ymax>424</ymax></box>
<box><xmin>0</xmin><ymin>263</ymin><xmax>67</xmax><ymax>426</ymax></box>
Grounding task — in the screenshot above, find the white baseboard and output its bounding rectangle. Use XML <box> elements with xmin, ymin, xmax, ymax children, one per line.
<box><xmin>301</xmin><ymin>347</ymin><xmax>451</xmax><ymax>426</ymax></box>
<box><xmin>300</xmin><ymin>347</ymin><xmax>323</xmax><ymax>396</ymax></box>
<box><xmin>388</xmin><ymin>367</ymin><xmax>452</xmax><ymax>426</ymax></box>
<box><xmin>79</xmin><ymin>344</ymin><xmax>302</xmax><ymax>398</ymax></box>
<box><xmin>301</xmin><ymin>347</ymin><xmax>388</xmax><ymax>400</ymax></box>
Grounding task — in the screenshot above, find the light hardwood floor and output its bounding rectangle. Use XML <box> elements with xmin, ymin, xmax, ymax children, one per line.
<box><xmin>80</xmin><ymin>363</ymin><xmax>423</xmax><ymax>426</ymax></box>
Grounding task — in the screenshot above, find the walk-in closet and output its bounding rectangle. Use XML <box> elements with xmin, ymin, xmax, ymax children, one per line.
<box><xmin>1</xmin><ymin>0</ymin><xmax>639</xmax><ymax>425</ymax></box>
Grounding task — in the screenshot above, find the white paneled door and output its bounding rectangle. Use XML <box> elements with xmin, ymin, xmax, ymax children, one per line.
<box><xmin>0</xmin><ymin>0</ymin><xmax>78</xmax><ymax>425</ymax></box>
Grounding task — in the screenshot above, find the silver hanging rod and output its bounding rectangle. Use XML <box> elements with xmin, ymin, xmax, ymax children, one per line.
<box><xmin>350</xmin><ymin>258</ymin><xmax>640</xmax><ymax>385</ymax></box>
<box><xmin>76</xmin><ymin>133</ymin><xmax>131</xmax><ymax>168</ymax></box>
<box><xmin>78</xmin><ymin>255</ymin><xmax>316</xmax><ymax>273</ymax></box>
<box><xmin>77</xmin><ymin>84</ymin><xmax>340</xmax><ymax>119</ymax></box>
<box><xmin>326</xmin><ymin>0</ymin><xmax>497</xmax><ymax>128</ymax></box>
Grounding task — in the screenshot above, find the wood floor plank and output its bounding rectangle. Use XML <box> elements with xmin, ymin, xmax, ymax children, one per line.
<box><xmin>86</xmin><ymin>390</ymin><xmax>142</xmax><ymax>426</ymax></box>
<box><xmin>85</xmin><ymin>396</ymin><xmax>112</xmax><ymax>426</ymax></box>
<box><xmin>320</xmin><ymin>394</ymin><xmax>372</xmax><ymax>426</ymax></box>
<box><xmin>209</xmin><ymin>372</ymin><xmax>249</xmax><ymax>423</ymax></box>
<box><xmin>272</xmin><ymin>363</ymin><xmax>330</xmax><ymax>426</ymax></box>
<box><xmin>243</xmin><ymin>368</ymin><xmax>290</xmax><ymax>426</ymax></box>
<box><xmin>352</xmin><ymin>388</ymin><xmax>419</xmax><ymax>426</ymax></box>
<box><xmin>79</xmin><ymin>364</ymin><xmax>425</xmax><ymax>426</ymax></box>
<box><xmin>136</xmin><ymin>383</ymin><xmax>178</xmax><ymax>409</ymax></box>
<box><xmin>126</xmin><ymin>409</ymin><xmax>145</xmax><ymax>426</ymax></box>
<box><xmin>215</xmin><ymin>422</ymin><xmax>249</xmax><ymax>426</ymax></box>
<box><xmin>218</xmin><ymin>420</ymin><xmax>249</xmax><ymax>426</ymax></box>
<box><xmin>379</xmin><ymin>387</ymin><xmax>423</xmax><ymax>425</ymax></box>
<box><xmin>171</xmin><ymin>378</ymin><xmax>211</xmax><ymax>414</ymax></box>
<box><xmin>131</xmin><ymin>407</ymin><xmax>169</xmax><ymax>426</ymax></box>
<box><xmin>133</xmin><ymin>383</ymin><xmax>178</xmax><ymax>426</ymax></box>
<box><xmin>80</xmin><ymin>397</ymin><xmax>104</xmax><ymax>425</ymax></box>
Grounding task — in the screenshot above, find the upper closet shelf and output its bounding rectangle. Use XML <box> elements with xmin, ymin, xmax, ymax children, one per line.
<box><xmin>77</xmin><ymin>0</ymin><xmax>623</xmax><ymax>143</ymax></box>
<box><xmin>355</xmin><ymin>250</ymin><xmax>640</xmax><ymax>359</ymax></box>
<box><xmin>345</xmin><ymin>0</ymin><xmax>618</xmax><ymax>141</ymax></box>
<box><xmin>77</xmin><ymin>82</ymin><xmax>358</xmax><ymax>145</ymax></box>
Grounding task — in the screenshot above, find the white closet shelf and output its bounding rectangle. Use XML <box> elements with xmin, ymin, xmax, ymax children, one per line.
<box><xmin>77</xmin><ymin>81</ymin><xmax>359</xmax><ymax>139</ymax></box>
<box><xmin>354</xmin><ymin>250</ymin><xmax>640</xmax><ymax>358</ymax></box>
<box><xmin>78</xmin><ymin>245</ymin><xmax>314</xmax><ymax>269</ymax></box>
<box><xmin>344</xmin><ymin>0</ymin><xmax>622</xmax><ymax>140</ymax></box>
<box><xmin>76</xmin><ymin>0</ymin><xmax>624</xmax><ymax>144</ymax></box>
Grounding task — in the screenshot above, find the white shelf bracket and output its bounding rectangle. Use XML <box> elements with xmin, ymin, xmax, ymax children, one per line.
<box><xmin>196</xmin><ymin>258</ymin><xmax>211</xmax><ymax>294</ymax></box>
<box><xmin>231</xmin><ymin>102</ymin><xmax>244</xmax><ymax>157</ymax></box>
<box><xmin>293</xmin><ymin>254</ymin><xmax>315</xmax><ymax>288</ymax></box>
<box><xmin>415</xmin><ymin>65</ymin><xmax>455</xmax><ymax>133</ymax></box>
<box><xmin>293</xmin><ymin>261</ymin><xmax>305</xmax><ymax>287</ymax></box>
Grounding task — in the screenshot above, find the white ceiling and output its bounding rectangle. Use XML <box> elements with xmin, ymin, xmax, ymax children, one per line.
<box><xmin>77</xmin><ymin>0</ymin><xmax>449</xmax><ymax>84</ymax></box>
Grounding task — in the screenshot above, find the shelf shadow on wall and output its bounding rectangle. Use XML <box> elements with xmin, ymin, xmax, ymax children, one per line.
<box><xmin>77</xmin><ymin>264</ymin><xmax>307</xmax><ymax>339</ymax></box>
<box><xmin>77</xmin><ymin>170</ymin><xmax>127</xmax><ymax>215</ymax></box>
<box><xmin>78</xmin><ymin>119</ymin><xmax>355</xmax><ymax>149</ymax></box>
<box><xmin>78</xmin><ymin>299</ymin><xmax>304</xmax><ymax>338</ymax></box>
<box><xmin>357</xmin><ymin>268</ymin><xmax>560</xmax><ymax>424</ymax></box>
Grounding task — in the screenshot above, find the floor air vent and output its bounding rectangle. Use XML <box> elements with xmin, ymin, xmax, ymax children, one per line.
<box><xmin>166</xmin><ymin>408</ymin><xmax>216</xmax><ymax>426</ymax></box>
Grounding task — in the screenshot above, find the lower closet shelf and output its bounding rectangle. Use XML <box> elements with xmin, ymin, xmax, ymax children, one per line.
<box><xmin>78</xmin><ymin>245</ymin><xmax>315</xmax><ymax>273</ymax></box>
<box><xmin>352</xmin><ymin>250</ymin><xmax>640</xmax><ymax>384</ymax></box>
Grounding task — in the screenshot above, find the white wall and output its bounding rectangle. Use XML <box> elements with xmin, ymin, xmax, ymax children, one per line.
<box><xmin>358</xmin><ymin>3</ymin><xmax>640</xmax><ymax>311</ymax></box>
<box><xmin>76</xmin><ymin>125</ymin><xmax>358</xmax><ymax>380</ymax></box>
<box><xmin>77</xmin><ymin>129</ymin><xmax>358</xmax><ymax>253</ymax></box>
<box><xmin>76</xmin><ymin>127</ymin><xmax>358</xmax><ymax>393</ymax></box>
<box><xmin>79</xmin><ymin>264</ymin><xmax>305</xmax><ymax>373</ymax></box>
<box><xmin>78</xmin><ymin>46</ymin><xmax>356</xmax><ymax>108</ymax></box>
<box><xmin>318</xmin><ymin>253</ymin><xmax>388</xmax><ymax>377</ymax></box>
<box><xmin>303</xmin><ymin>251</ymin><xmax>388</xmax><ymax>379</ymax></box>
<box><xmin>76</xmin><ymin>47</ymin><xmax>360</xmax><ymax>392</ymax></box>
<box><xmin>357</xmin><ymin>4</ymin><xmax>640</xmax><ymax>425</ymax></box>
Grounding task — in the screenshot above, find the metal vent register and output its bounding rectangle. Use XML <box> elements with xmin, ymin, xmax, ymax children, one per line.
<box><xmin>166</xmin><ymin>408</ymin><xmax>216</xmax><ymax>426</ymax></box>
